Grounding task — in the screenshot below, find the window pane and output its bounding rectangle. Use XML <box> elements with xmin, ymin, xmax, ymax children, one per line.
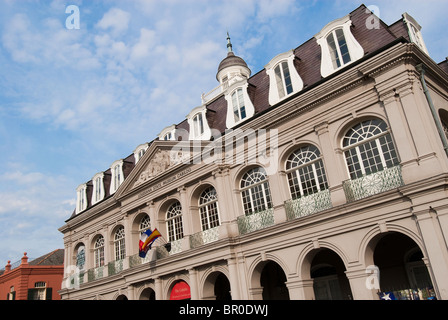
<box><xmin>335</xmin><ymin>29</ymin><xmax>351</xmax><ymax>65</ymax></box>
<box><xmin>326</xmin><ymin>33</ymin><xmax>341</xmax><ymax>68</ymax></box>
<box><xmin>282</xmin><ymin>62</ymin><xmax>293</xmax><ymax>95</ymax></box>
<box><xmin>275</xmin><ymin>65</ymin><xmax>285</xmax><ymax>98</ymax></box>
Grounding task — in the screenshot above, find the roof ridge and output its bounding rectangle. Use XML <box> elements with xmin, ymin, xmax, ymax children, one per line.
<box><xmin>36</xmin><ymin>249</ymin><xmax>60</xmax><ymax>265</ymax></box>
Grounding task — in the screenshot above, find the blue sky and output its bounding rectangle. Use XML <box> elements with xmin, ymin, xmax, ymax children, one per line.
<box><xmin>0</xmin><ymin>0</ymin><xmax>447</xmax><ymax>266</ymax></box>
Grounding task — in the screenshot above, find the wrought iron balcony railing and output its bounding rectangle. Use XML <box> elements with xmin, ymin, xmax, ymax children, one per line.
<box><xmin>342</xmin><ymin>165</ymin><xmax>404</xmax><ymax>202</ymax></box>
<box><xmin>107</xmin><ymin>259</ymin><xmax>124</xmax><ymax>276</ymax></box>
<box><xmin>285</xmin><ymin>189</ymin><xmax>332</xmax><ymax>221</ymax></box>
<box><xmin>87</xmin><ymin>266</ymin><xmax>104</xmax><ymax>282</ymax></box>
<box><xmin>237</xmin><ymin>208</ymin><xmax>274</xmax><ymax>235</ymax></box>
<box><xmin>190</xmin><ymin>226</ymin><xmax>219</xmax><ymax>249</ymax></box>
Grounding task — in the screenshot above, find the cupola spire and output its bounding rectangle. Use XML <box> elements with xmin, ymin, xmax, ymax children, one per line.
<box><xmin>226</xmin><ymin>31</ymin><xmax>233</xmax><ymax>53</ymax></box>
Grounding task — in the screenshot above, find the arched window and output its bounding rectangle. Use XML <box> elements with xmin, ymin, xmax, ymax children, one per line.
<box><xmin>139</xmin><ymin>214</ymin><xmax>151</xmax><ymax>233</ymax></box>
<box><xmin>166</xmin><ymin>201</ymin><xmax>184</xmax><ymax>242</ymax></box>
<box><xmin>286</xmin><ymin>145</ymin><xmax>329</xmax><ymax>199</ymax></box>
<box><xmin>343</xmin><ymin>119</ymin><xmax>399</xmax><ymax>179</ymax></box>
<box><xmin>114</xmin><ymin>227</ymin><xmax>126</xmax><ymax>261</ymax></box>
<box><xmin>94</xmin><ymin>236</ymin><xmax>105</xmax><ymax>268</ymax></box>
<box><xmin>76</xmin><ymin>245</ymin><xmax>85</xmax><ymax>270</ymax></box>
<box><xmin>199</xmin><ymin>187</ymin><xmax>220</xmax><ymax>231</ymax></box>
<box><xmin>240</xmin><ymin>167</ymin><xmax>273</xmax><ymax>215</ymax></box>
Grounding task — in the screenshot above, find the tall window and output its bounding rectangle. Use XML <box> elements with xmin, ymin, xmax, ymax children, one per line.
<box><xmin>76</xmin><ymin>245</ymin><xmax>85</xmax><ymax>270</ymax></box>
<box><xmin>240</xmin><ymin>167</ymin><xmax>273</xmax><ymax>215</ymax></box>
<box><xmin>274</xmin><ymin>61</ymin><xmax>293</xmax><ymax>99</ymax></box>
<box><xmin>232</xmin><ymin>88</ymin><xmax>247</xmax><ymax>123</ymax></box>
<box><xmin>166</xmin><ymin>201</ymin><xmax>184</xmax><ymax>242</ymax></box>
<box><xmin>113</xmin><ymin>164</ymin><xmax>121</xmax><ymax>191</ymax></box>
<box><xmin>114</xmin><ymin>227</ymin><xmax>126</xmax><ymax>261</ymax></box>
<box><xmin>77</xmin><ymin>185</ymin><xmax>87</xmax><ymax>213</ymax></box>
<box><xmin>94</xmin><ymin>176</ymin><xmax>102</xmax><ymax>202</ymax></box>
<box><xmin>326</xmin><ymin>28</ymin><xmax>351</xmax><ymax>69</ymax></box>
<box><xmin>94</xmin><ymin>236</ymin><xmax>105</xmax><ymax>268</ymax></box>
<box><xmin>193</xmin><ymin>113</ymin><xmax>205</xmax><ymax>137</ymax></box>
<box><xmin>199</xmin><ymin>187</ymin><xmax>220</xmax><ymax>231</ymax></box>
<box><xmin>343</xmin><ymin>119</ymin><xmax>399</xmax><ymax>179</ymax></box>
<box><xmin>286</xmin><ymin>145</ymin><xmax>329</xmax><ymax>199</ymax></box>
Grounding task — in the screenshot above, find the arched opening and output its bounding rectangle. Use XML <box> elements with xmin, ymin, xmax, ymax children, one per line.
<box><xmin>116</xmin><ymin>294</ymin><xmax>128</xmax><ymax>300</ymax></box>
<box><xmin>203</xmin><ymin>271</ymin><xmax>232</xmax><ymax>300</ymax></box>
<box><xmin>260</xmin><ymin>261</ymin><xmax>290</xmax><ymax>300</ymax></box>
<box><xmin>139</xmin><ymin>287</ymin><xmax>156</xmax><ymax>300</ymax></box>
<box><xmin>215</xmin><ymin>273</ymin><xmax>231</xmax><ymax>300</ymax></box>
<box><xmin>373</xmin><ymin>232</ymin><xmax>436</xmax><ymax>300</ymax></box>
<box><xmin>311</xmin><ymin>249</ymin><xmax>352</xmax><ymax>300</ymax></box>
<box><xmin>170</xmin><ymin>280</ymin><xmax>191</xmax><ymax>300</ymax></box>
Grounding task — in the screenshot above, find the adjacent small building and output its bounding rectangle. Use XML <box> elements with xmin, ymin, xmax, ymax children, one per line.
<box><xmin>0</xmin><ymin>250</ymin><xmax>64</xmax><ymax>300</ymax></box>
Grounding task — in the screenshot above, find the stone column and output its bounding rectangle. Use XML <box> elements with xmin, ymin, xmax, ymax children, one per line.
<box><xmin>154</xmin><ymin>277</ymin><xmax>163</xmax><ymax>300</ymax></box>
<box><xmin>413</xmin><ymin>208</ymin><xmax>448</xmax><ymax>300</ymax></box>
<box><xmin>227</xmin><ymin>258</ymin><xmax>241</xmax><ymax>300</ymax></box>
<box><xmin>285</xmin><ymin>277</ymin><xmax>314</xmax><ymax>300</ymax></box>
<box><xmin>345</xmin><ymin>267</ymin><xmax>379</xmax><ymax>300</ymax></box>
<box><xmin>189</xmin><ymin>268</ymin><xmax>199</xmax><ymax>300</ymax></box>
<box><xmin>315</xmin><ymin>121</ymin><xmax>347</xmax><ymax>206</ymax></box>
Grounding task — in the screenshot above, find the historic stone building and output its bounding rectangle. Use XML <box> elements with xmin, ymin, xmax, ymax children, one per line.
<box><xmin>59</xmin><ymin>5</ymin><xmax>448</xmax><ymax>300</ymax></box>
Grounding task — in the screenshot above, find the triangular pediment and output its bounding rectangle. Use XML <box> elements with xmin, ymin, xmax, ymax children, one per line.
<box><xmin>115</xmin><ymin>141</ymin><xmax>191</xmax><ymax>197</ymax></box>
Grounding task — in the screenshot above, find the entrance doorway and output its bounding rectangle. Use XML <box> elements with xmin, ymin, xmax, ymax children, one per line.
<box><xmin>260</xmin><ymin>261</ymin><xmax>290</xmax><ymax>300</ymax></box>
<box><xmin>311</xmin><ymin>249</ymin><xmax>352</xmax><ymax>300</ymax></box>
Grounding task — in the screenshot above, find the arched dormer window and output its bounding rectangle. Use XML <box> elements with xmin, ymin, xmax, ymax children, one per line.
<box><xmin>265</xmin><ymin>50</ymin><xmax>304</xmax><ymax>105</ymax></box>
<box><xmin>402</xmin><ymin>13</ymin><xmax>429</xmax><ymax>55</ymax></box>
<box><xmin>314</xmin><ymin>14</ymin><xmax>364</xmax><ymax>77</ymax></box>
<box><xmin>91</xmin><ymin>172</ymin><xmax>104</xmax><ymax>205</ymax></box>
<box><xmin>224</xmin><ymin>84</ymin><xmax>255</xmax><ymax>129</ymax></box>
<box><xmin>187</xmin><ymin>106</ymin><xmax>211</xmax><ymax>140</ymax></box>
<box><xmin>76</xmin><ymin>183</ymin><xmax>87</xmax><ymax>214</ymax></box>
<box><xmin>109</xmin><ymin>160</ymin><xmax>124</xmax><ymax>194</ymax></box>
<box><xmin>158</xmin><ymin>124</ymin><xmax>176</xmax><ymax>141</ymax></box>
<box><xmin>134</xmin><ymin>143</ymin><xmax>149</xmax><ymax>164</ymax></box>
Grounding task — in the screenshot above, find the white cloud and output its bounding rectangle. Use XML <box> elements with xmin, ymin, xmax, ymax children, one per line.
<box><xmin>96</xmin><ymin>8</ymin><xmax>131</xmax><ymax>35</ymax></box>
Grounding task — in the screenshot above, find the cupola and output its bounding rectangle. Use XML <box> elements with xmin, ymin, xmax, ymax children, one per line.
<box><xmin>216</xmin><ymin>33</ymin><xmax>251</xmax><ymax>86</ymax></box>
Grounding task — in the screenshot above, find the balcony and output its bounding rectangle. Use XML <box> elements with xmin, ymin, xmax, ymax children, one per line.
<box><xmin>285</xmin><ymin>189</ymin><xmax>332</xmax><ymax>221</ymax></box>
<box><xmin>107</xmin><ymin>259</ymin><xmax>124</xmax><ymax>276</ymax></box>
<box><xmin>237</xmin><ymin>208</ymin><xmax>274</xmax><ymax>235</ymax></box>
<box><xmin>87</xmin><ymin>266</ymin><xmax>104</xmax><ymax>282</ymax></box>
<box><xmin>190</xmin><ymin>227</ymin><xmax>219</xmax><ymax>249</ymax></box>
<box><xmin>342</xmin><ymin>165</ymin><xmax>404</xmax><ymax>202</ymax></box>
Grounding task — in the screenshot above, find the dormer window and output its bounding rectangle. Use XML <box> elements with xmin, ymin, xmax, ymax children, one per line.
<box><xmin>187</xmin><ymin>106</ymin><xmax>211</xmax><ymax>140</ymax></box>
<box><xmin>76</xmin><ymin>184</ymin><xmax>87</xmax><ymax>214</ymax></box>
<box><xmin>326</xmin><ymin>28</ymin><xmax>351</xmax><ymax>69</ymax></box>
<box><xmin>224</xmin><ymin>83</ymin><xmax>255</xmax><ymax>129</ymax></box>
<box><xmin>232</xmin><ymin>88</ymin><xmax>247</xmax><ymax>122</ymax></box>
<box><xmin>402</xmin><ymin>13</ymin><xmax>429</xmax><ymax>55</ymax></box>
<box><xmin>314</xmin><ymin>14</ymin><xmax>364</xmax><ymax>77</ymax></box>
<box><xmin>91</xmin><ymin>172</ymin><xmax>104</xmax><ymax>205</ymax></box>
<box><xmin>193</xmin><ymin>113</ymin><xmax>204</xmax><ymax>136</ymax></box>
<box><xmin>134</xmin><ymin>143</ymin><xmax>149</xmax><ymax>164</ymax></box>
<box><xmin>110</xmin><ymin>160</ymin><xmax>124</xmax><ymax>194</ymax></box>
<box><xmin>158</xmin><ymin>125</ymin><xmax>176</xmax><ymax>141</ymax></box>
<box><xmin>265</xmin><ymin>50</ymin><xmax>304</xmax><ymax>106</ymax></box>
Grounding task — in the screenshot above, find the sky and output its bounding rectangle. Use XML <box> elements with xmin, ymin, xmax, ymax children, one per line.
<box><xmin>0</xmin><ymin>0</ymin><xmax>447</xmax><ymax>267</ymax></box>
